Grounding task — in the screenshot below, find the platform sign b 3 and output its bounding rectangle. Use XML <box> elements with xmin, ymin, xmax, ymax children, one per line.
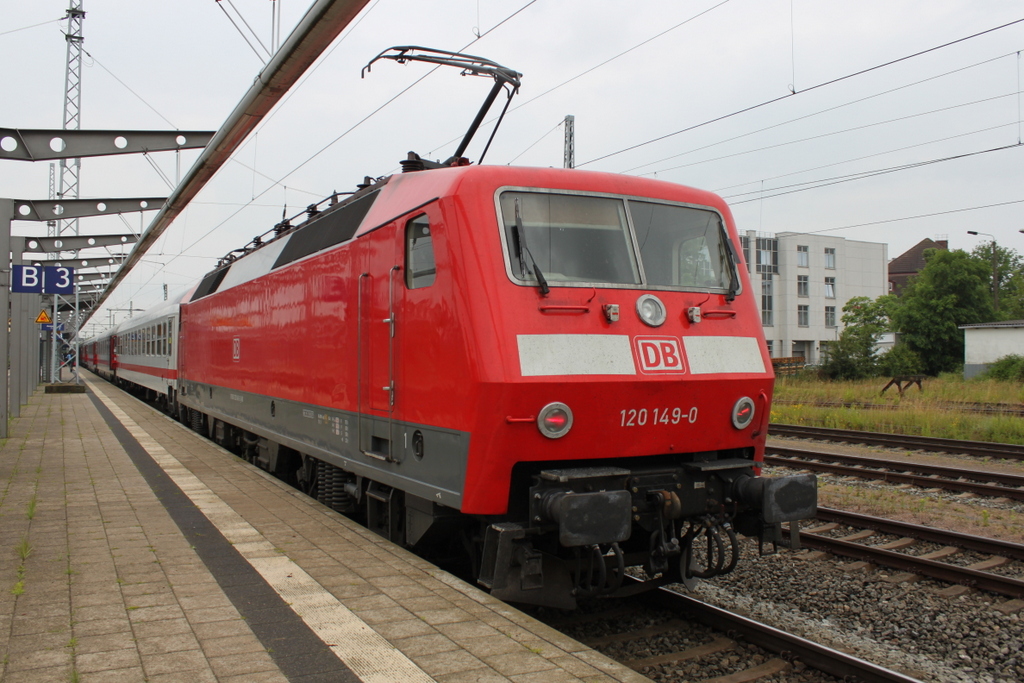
<box><xmin>11</xmin><ymin>265</ymin><xmax>75</xmax><ymax>294</ymax></box>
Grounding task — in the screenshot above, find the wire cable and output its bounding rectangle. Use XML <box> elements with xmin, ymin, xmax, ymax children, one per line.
<box><xmin>215</xmin><ymin>0</ymin><xmax>268</xmax><ymax>63</ymax></box>
<box><xmin>82</xmin><ymin>48</ymin><xmax>178</xmax><ymax>129</ymax></box>
<box><xmin>624</xmin><ymin>51</ymin><xmax>1018</xmax><ymax>175</ymax></box>
<box><xmin>119</xmin><ymin>2</ymin><xmax>540</xmax><ymax>308</ymax></box>
<box><xmin>805</xmin><ymin>195</ymin><xmax>1024</xmax><ymax>235</ymax></box>
<box><xmin>726</xmin><ymin>142</ymin><xmax>1022</xmax><ymax>204</ymax></box>
<box><xmin>647</xmin><ymin>90</ymin><xmax>1020</xmax><ymax>178</ymax></box>
<box><xmin>0</xmin><ymin>17</ymin><xmax>63</xmax><ymax>38</ymax></box>
<box><xmin>719</xmin><ymin>121</ymin><xmax>1017</xmax><ymax>199</ymax></box>
<box><xmin>223</xmin><ymin>0</ymin><xmax>271</xmax><ymax>57</ymax></box>
<box><xmin>505</xmin><ymin>119</ymin><xmax>564</xmax><ymax>165</ymax></box>
<box><xmin>578</xmin><ymin>15</ymin><xmax>1024</xmax><ymax>168</ymax></box>
<box><xmin>428</xmin><ymin>0</ymin><xmax>734</xmax><ymax>158</ymax></box>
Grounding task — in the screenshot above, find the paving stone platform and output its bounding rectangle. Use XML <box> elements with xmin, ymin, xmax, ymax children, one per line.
<box><xmin>0</xmin><ymin>377</ymin><xmax>651</xmax><ymax>683</ymax></box>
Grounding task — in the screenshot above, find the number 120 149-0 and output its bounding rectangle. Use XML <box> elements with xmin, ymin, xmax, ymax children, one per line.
<box><xmin>620</xmin><ymin>407</ymin><xmax>698</xmax><ymax>427</ymax></box>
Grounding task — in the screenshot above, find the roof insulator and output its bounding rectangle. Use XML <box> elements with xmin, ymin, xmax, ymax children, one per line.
<box><xmin>401</xmin><ymin>152</ymin><xmax>425</xmax><ymax>173</ymax></box>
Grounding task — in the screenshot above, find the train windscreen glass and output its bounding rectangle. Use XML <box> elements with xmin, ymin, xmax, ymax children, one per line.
<box><xmin>628</xmin><ymin>200</ymin><xmax>732</xmax><ymax>290</ymax></box>
<box><xmin>499</xmin><ymin>192</ymin><xmax>641</xmax><ymax>285</ymax></box>
<box><xmin>499</xmin><ymin>191</ymin><xmax>735</xmax><ymax>291</ymax></box>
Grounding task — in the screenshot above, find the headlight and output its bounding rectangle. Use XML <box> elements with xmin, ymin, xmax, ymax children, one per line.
<box><xmin>537</xmin><ymin>402</ymin><xmax>573</xmax><ymax>439</ymax></box>
<box><xmin>732</xmin><ymin>396</ymin><xmax>755</xmax><ymax>429</ymax></box>
<box><xmin>636</xmin><ymin>294</ymin><xmax>667</xmax><ymax>327</ymax></box>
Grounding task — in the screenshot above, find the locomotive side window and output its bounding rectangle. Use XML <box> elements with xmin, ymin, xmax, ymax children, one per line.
<box><xmin>499</xmin><ymin>192</ymin><xmax>640</xmax><ymax>285</ymax></box>
<box><xmin>406</xmin><ymin>215</ymin><xmax>436</xmax><ymax>289</ymax></box>
<box><xmin>629</xmin><ymin>201</ymin><xmax>733</xmax><ymax>290</ymax></box>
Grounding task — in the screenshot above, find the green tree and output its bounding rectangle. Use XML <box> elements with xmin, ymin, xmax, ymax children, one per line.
<box><xmin>999</xmin><ymin>267</ymin><xmax>1024</xmax><ymax>320</ymax></box>
<box><xmin>820</xmin><ymin>295</ymin><xmax>896</xmax><ymax>380</ymax></box>
<box><xmin>890</xmin><ymin>248</ymin><xmax>994</xmax><ymax>375</ymax></box>
<box><xmin>969</xmin><ymin>242</ymin><xmax>1023</xmax><ymax>319</ymax></box>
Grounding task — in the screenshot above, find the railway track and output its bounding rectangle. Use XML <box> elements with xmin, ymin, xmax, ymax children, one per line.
<box><xmin>544</xmin><ymin>584</ymin><xmax>920</xmax><ymax>683</ymax></box>
<box><xmin>765</xmin><ymin>445</ymin><xmax>1024</xmax><ymax>500</ymax></box>
<box><xmin>791</xmin><ymin>507</ymin><xmax>1024</xmax><ymax>599</ymax></box>
<box><xmin>768</xmin><ymin>423</ymin><xmax>1024</xmax><ymax>461</ymax></box>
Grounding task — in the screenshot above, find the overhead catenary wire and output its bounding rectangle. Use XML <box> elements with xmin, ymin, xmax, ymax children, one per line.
<box><xmin>427</xmin><ymin>0</ymin><xmax>735</xmax><ymax>159</ymax></box>
<box><xmin>720</xmin><ymin>121</ymin><xmax>1019</xmax><ymax>200</ymax></box>
<box><xmin>0</xmin><ymin>17</ymin><xmax>64</xmax><ymax>38</ymax></box>
<box><xmin>805</xmin><ymin>195</ymin><xmax>1024</xmax><ymax>235</ymax></box>
<box><xmin>578</xmin><ymin>15</ymin><xmax>1024</xmax><ymax>168</ymax></box>
<box><xmin>645</xmin><ymin>90</ymin><xmax>1021</xmax><ymax>179</ymax></box>
<box><xmin>624</xmin><ymin>50</ymin><xmax>1020</xmax><ymax>175</ymax></box>
<box><xmin>82</xmin><ymin>47</ymin><xmax>178</xmax><ymax>129</ymax></box>
<box><xmin>223</xmin><ymin>0</ymin><xmax>271</xmax><ymax>57</ymax></box>
<box><xmin>120</xmin><ymin>1</ymin><xmax>539</xmax><ymax>309</ymax></box>
<box><xmin>214</xmin><ymin>0</ymin><xmax>270</xmax><ymax>63</ymax></box>
<box><xmin>505</xmin><ymin>119</ymin><xmax>564</xmax><ymax>165</ymax></box>
<box><xmin>724</xmin><ymin>142</ymin><xmax>1023</xmax><ymax>204</ymax></box>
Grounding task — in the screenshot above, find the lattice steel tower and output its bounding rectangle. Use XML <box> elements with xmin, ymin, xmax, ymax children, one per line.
<box><xmin>54</xmin><ymin>0</ymin><xmax>85</xmax><ymax>237</ymax></box>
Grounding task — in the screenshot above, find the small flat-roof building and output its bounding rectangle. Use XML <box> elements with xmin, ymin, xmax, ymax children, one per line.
<box><xmin>959</xmin><ymin>320</ymin><xmax>1024</xmax><ymax>379</ymax></box>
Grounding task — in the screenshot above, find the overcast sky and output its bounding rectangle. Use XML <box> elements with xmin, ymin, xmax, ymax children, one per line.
<box><xmin>4</xmin><ymin>0</ymin><xmax>1024</xmax><ymax>331</ymax></box>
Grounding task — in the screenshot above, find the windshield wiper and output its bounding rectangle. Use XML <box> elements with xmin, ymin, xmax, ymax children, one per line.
<box><xmin>723</xmin><ymin>236</ymin><xmax>740</xmax><ymax>302</ymax></box>
<box><xmin>513</xmin><ymin>198</ymin><xmax>550</xmax><ymax>296</ymax></box>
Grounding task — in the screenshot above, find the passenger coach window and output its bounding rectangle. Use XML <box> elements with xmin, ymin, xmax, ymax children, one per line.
<box><xmin>405</xmin><ymin>215</ymin><xmax>436</xmax><ymax>289</ymax></box>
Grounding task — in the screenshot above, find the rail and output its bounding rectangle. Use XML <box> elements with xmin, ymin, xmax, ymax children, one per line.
<box><xmin>787</xmin><ymin>507</ymin><xmax>1024</xmax><ymax>598</ymax></box>
<box><xmin>764</xmin><ymin>446</ymin><xmax>1024</xmax><ymax>500</ymax></box>
<box><xmin>769</xmin><ymin>423</ymin><xmax>1024</xmax><ymax>461</ymax></box>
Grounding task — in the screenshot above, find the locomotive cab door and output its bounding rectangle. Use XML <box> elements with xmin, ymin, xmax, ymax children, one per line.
<box><xmin>360</xmin><ymin>221</ymin><xmax>404</xmax><ymax>459</ymax></box>
<box><xmin>359</xmin><ymin>208</ymin><xmax>441</xmax><ymax>463</ymax></box>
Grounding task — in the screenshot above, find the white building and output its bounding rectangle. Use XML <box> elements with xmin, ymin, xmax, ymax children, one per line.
<box><xmin>740</xmin><ymin>231</ymin><xmax>889</xmax><ymax>365</ymax></box>
<box><xmin>959</xmin><ymin>321</ymin><xmax>1024</xmax><ymax>379</ymax></box>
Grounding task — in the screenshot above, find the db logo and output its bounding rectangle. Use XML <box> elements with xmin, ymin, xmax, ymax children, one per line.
<box><xmin>634</xmin><ymin>337</ymin><xmax>686</xmax><ymax>374</ymax></box>
<box><xmin>232</xmin><ymin>337</ymin><xmax>241</xmax><ymax>362</ymax></box>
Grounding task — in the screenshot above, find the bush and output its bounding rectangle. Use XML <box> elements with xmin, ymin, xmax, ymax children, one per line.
<box><xmin>980</xmin><ymin>355</ymin><xmax>1024</xmax><ymax>382</ymax></box>
<box><xmin>877</xmin><ymin>344</ymin><xmax>924</xmax><ymax>376</ymax></box>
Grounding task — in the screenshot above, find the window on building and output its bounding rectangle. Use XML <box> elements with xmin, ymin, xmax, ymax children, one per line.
<box><xmin>797</xmin><ymin>274</ymin><xmax>809</xmax><ymax>297</ymax></box>
<box><xmin>765</xmin><ymin>340</ymin><xmax>773</xmax><ymax>356</ymax></box>
<box><xmin>798</xmin><ymin>304</ymin><xmax>809</xmax><ymax>327</ymax></box>
<box><xmin>820</xmin><ymin>340</ymin><xmax>832</xmax><ymax>359</ymax></box>
<box><xmin>824</xmin><ymin>276</ymin><xmax>836</xmax><ymax>299</ymax></box>
<box><xmin>797</xmin><ymin>244</ymin><xmax>808</xmax><ymax>267</ymax></box>
<box><xmin>405</xmin><ymin>214</ymin><xmax>436</xmax><ymax>289</ymax></box>
<box><xmin>756</xmin><ymin>237</ymin><xmax>778</xmax><ymax>274</ymax></box>
<box><xmin>824</xmin><ymin>247</ymin><xmax>836</xmax><ymax>269</ymax></box>
<box><xmin>761</xmin><ymin>273</ymin><xmax>773</xmax><ymax>326</ymax></box>
<box><xmin>825</xmin><ymin>306</ymin><xmax>836</xmax><ymax>327</ymax></box>
<box><xmin>740</xmin><ymin>235</ymin><xmax>751</xmax><ymax>273</ymax></box>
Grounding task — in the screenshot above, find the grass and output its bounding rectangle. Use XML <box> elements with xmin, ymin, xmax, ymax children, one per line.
<box><xmin>26</xmin><ymin>495</ymin><xmax>37</xmax><ymax>520</ymax></box>
<box><xmin>817</xmin><ymin>481</ymin><xmax>1024</xmax><ymax>544</ymax></box>
<box><xmin>772</xmin><ymin>375</ymin><xmax>1024</xmax><ymax>444</ymax></box>
<box><xmin>16</xmin><ymin>537</ymin><xmax>31</xmax><ymax>562</ymax></box>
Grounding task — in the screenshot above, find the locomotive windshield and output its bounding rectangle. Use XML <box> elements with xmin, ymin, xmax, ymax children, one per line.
<box><xmin>499</xmin><ymin>192</ymin><xmax>641</xmax><ymax>285</ymax></box>
<box><xmin>499</xmin><ymin>190</ymin><xmax>737</xmax><ymax>292</ymax></box>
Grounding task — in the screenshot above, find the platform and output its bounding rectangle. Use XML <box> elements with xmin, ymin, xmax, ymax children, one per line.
<box><xmin>0</xmin><ymin>376</ymin><xmax>650</xmax><ymax>682</ymax></box>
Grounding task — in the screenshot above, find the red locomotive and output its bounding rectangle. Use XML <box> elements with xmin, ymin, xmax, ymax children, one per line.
<box><xmin>83</xmin><ymin>48</ymin><xmax>815</xmax><ymax>608</ymax></box>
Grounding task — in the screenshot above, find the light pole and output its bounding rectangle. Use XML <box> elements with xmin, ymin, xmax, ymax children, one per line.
<box><xmin>968</xmin><ymin>230</ymin><xmax>998</xmax><ymax>312</ymax></box>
